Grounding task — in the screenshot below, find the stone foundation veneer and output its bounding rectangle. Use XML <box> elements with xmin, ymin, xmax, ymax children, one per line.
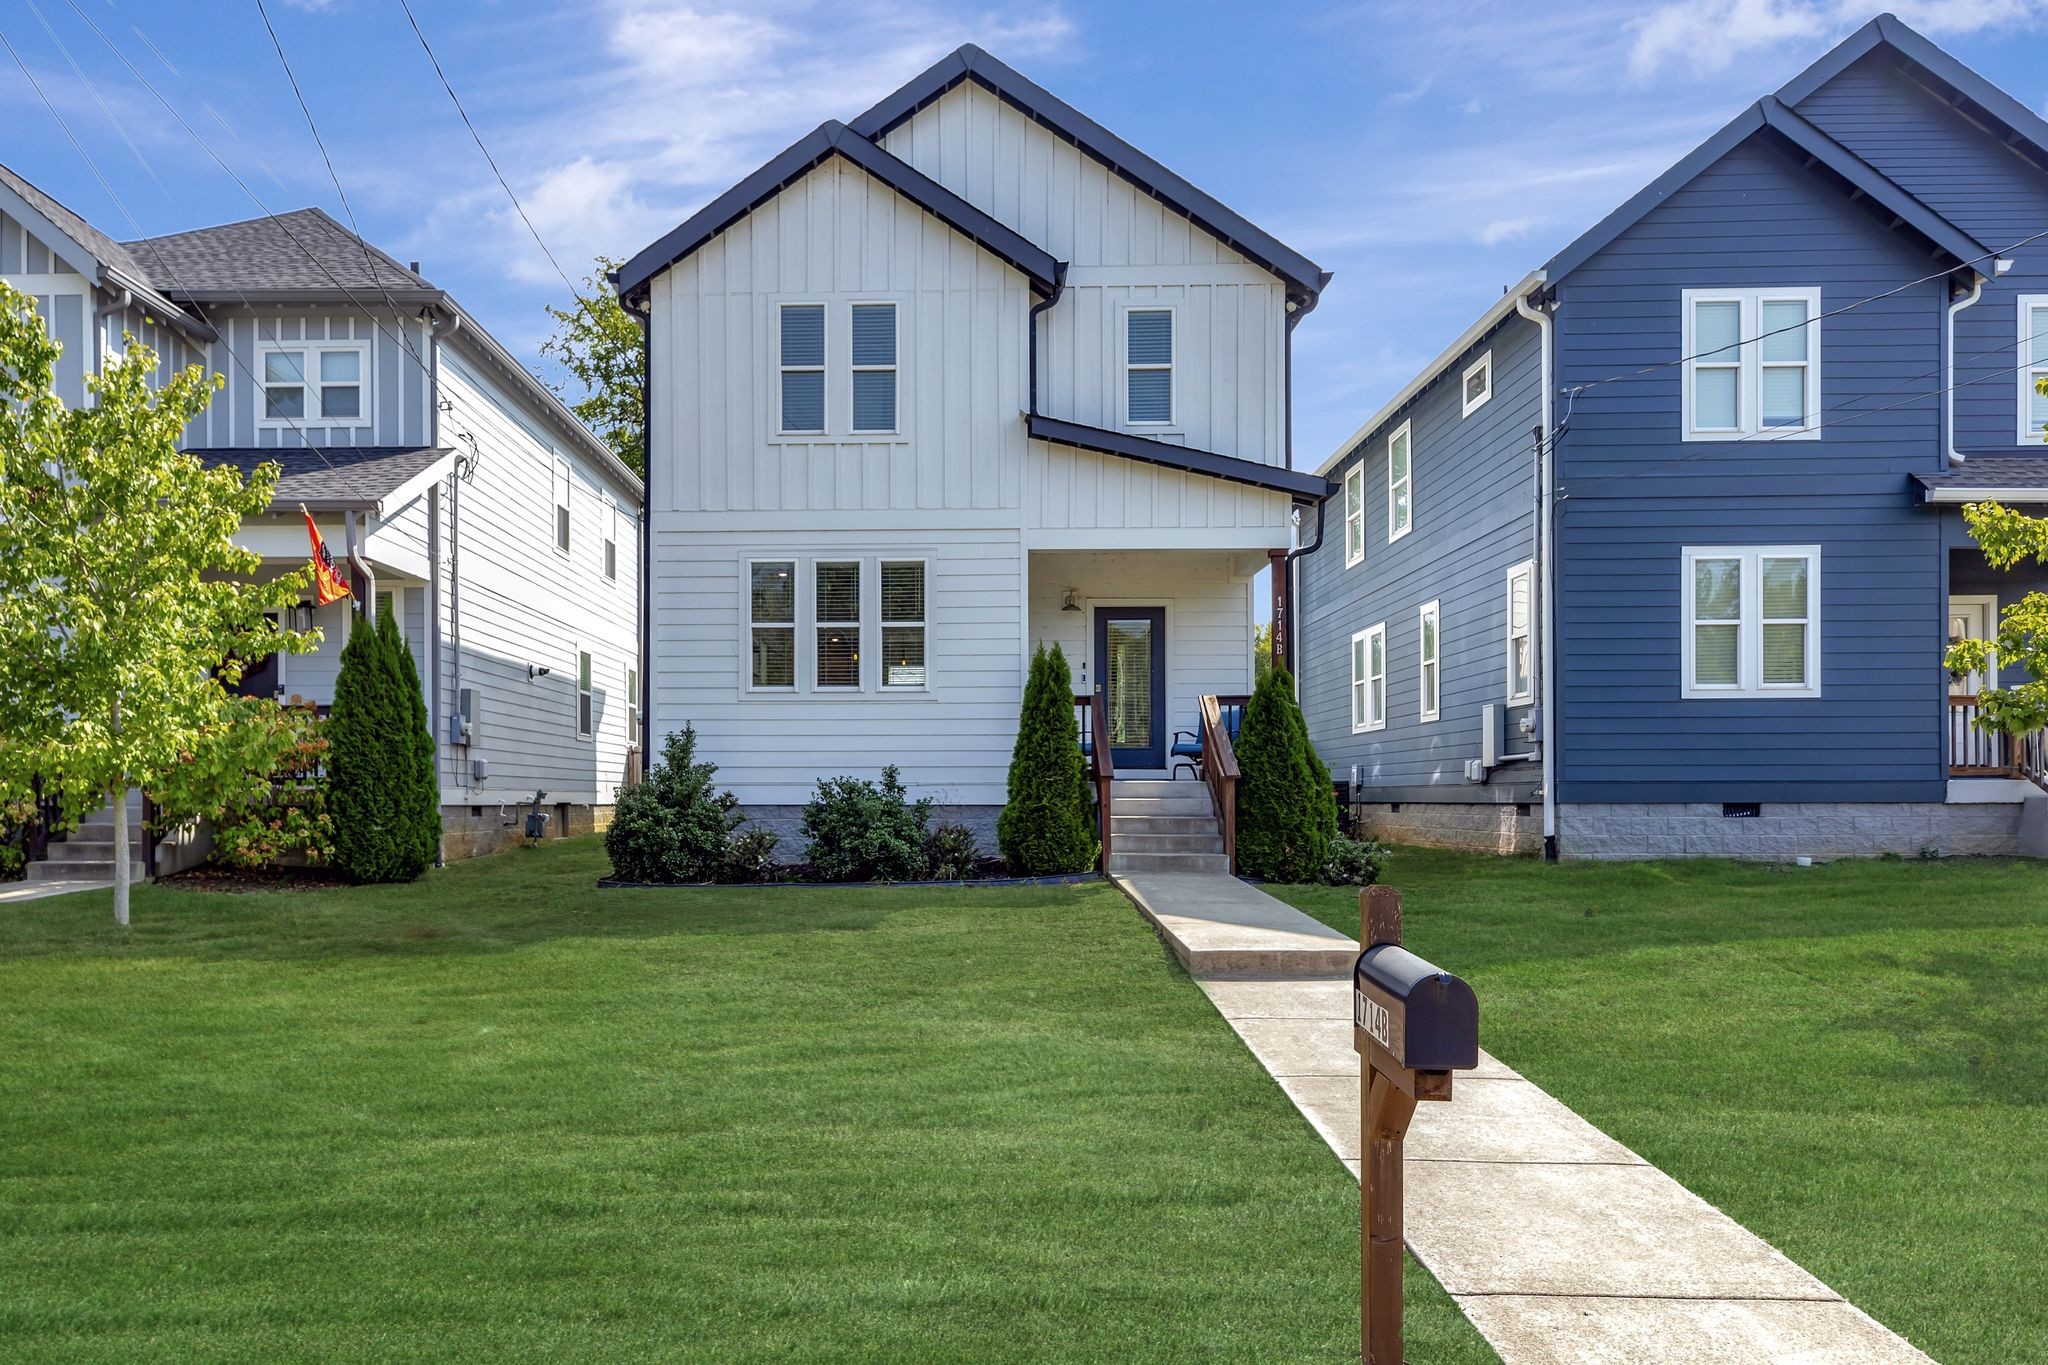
<box><xmin>1558</xmin><ymin>801</ymin><xmax>2027</xmax><ymax>861</ymax></box>
<box><xmin>737</xmin><ymin>805</ymin><xmax>1004</xmax><ymax>864</ymax></box>
<box><xmin>1347</xmin><ymin>801</ymin><xmax>1544</xmax><ymax>856</ymax></box>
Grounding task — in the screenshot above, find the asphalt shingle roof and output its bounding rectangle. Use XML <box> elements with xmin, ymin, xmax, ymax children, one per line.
<box><xmin>1914</xmin><ymin>457</ymin><xmax>2048</xmax><ymax>492</ymax></box>
<box><xmin>192</xmin><ymin>446</ymin><xmax>450</xmax><ymax>512</ymax></box>
<box><xmin>124</xmin><ymin>208</ymin><xmax>435</xmax><ymax>296</ymax></box>
<box><xmin>0</xmin><ymin>161</ymin><xmax>154</xmax><ymax>283</ymax></box>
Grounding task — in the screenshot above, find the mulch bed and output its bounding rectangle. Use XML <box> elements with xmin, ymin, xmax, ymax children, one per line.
<box><xmin>156</xmin><ymin>866</ymin><xmax>351</xmax><ymax>894</ymax></box>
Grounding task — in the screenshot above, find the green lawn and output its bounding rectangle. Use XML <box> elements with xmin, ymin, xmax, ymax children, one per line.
<box><xmin>1272</xmin><ymin>849</ymin><xmax>2048</xmax><ymax>1365</ymax></box>
<box><xmin>0</xmin><ymin>840</ymin><xmax>1491</xmax><ymax>1363</ymax></box>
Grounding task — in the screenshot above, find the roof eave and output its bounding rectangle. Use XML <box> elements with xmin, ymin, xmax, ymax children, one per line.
<box><xmin>1027</xmin><ymin>412</ymin><xmax>1330</xmax><ymax>499</ymax></box>
<box><xmin>167</xmin><ymin>287</ymin><xmax>448</xmax><ymax>307</ymax></box>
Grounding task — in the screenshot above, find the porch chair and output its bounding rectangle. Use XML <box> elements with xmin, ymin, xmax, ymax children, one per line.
<box><xmin>1170</xmin><ymin>697</ymin><xmax>1248</xmax><ymax>779</ymax></box>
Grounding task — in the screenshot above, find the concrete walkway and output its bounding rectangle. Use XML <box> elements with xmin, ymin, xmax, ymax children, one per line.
<box><xmin>0</xmin><ymin>877</ymin><xmax>111</xmax><ymax>905</ymax></box>
<box><xmin>1113</xmin><ymin>873</ymin><xmax>1934</xmax><ymax>1365</ymax></box>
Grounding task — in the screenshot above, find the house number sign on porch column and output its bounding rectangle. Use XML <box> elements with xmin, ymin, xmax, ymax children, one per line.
<box><xmin>1353</xmin><ymin>886</ymin><xmax>1479</xmax><ymax>1365</ymax></box>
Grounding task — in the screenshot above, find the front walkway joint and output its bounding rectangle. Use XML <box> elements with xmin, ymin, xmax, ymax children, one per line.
<box><xmin>1112</xmin><ymin>873</ymin><xmax>1933</xmax><ymax>1365</ymax></box>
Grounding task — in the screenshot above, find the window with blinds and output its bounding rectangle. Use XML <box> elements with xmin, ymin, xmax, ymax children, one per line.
<box><xmin>850</xmin><ymin>304</ymin><xmax>897</xmax><ymax>433</ymax></box>
<box><xmin>2020</xmin><ymin>296</ymin><xmax>2048</xmax><ymax>441</ymax></box>
<box><xmin>1683</xmin><ymin>546</ymin><xmax>1819</xmax><ymax>698</ymax></box>
<box><xmin>779</xmin><ymin>304</ymin><xmax>826</xmax><ymax>434</ymax></box>
<box><xmin>1125</xmin><ymin>308</ymin><xmax>1173</xmax><ymax>425</ymax></box>
<box><xmin>1683</xmin><ymin>289</ymin><xmax>1820</xmax><ymax>439</ymax></box>
<box><xmin>880</xmin><ymin>561</ymin><xmax>926</xmax><ymax>689</ymax></box>
<box><xmin>750</xmin><ymin>560</ymin><xmax>796</xmax><ymax>689</ymax></box>
<box><xmin>815</xmin><ymin>561</ymin><xmax>861</xmax><ymax>688</ymax></box>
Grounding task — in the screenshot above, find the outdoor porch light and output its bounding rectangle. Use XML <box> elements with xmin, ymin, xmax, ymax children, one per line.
<box><xmin>1061</xmin><ymin>589</ymin><xmax>1081</xmax><ymax>612</ymax></box>
<box><xmin>528</xmin><ymin>663</ymin><xmax>552</xmax><ymax>680</ymax></box>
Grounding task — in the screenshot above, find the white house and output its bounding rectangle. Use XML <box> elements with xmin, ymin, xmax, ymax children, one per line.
<box><xmin>614</xmin><ymin>47</ymin><xmax>1330</xmax><ymax>857</ymax></box>
<box><xmin>1</xmin><ymin>161</ymin><xmax>643</xmax><ymax>878</ymax></box>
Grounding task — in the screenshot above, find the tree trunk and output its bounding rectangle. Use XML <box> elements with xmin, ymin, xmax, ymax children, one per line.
<box><xmin>110</xmin><ymin>692</ymin><xmax>129</xmax><ymax>927</ymax></box>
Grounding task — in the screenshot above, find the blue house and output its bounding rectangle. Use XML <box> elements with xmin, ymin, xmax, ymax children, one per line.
<box><xmin>1298</xmin><ymin>14</ymin><xmax>2048</xmax><ymax>860</ymax></box>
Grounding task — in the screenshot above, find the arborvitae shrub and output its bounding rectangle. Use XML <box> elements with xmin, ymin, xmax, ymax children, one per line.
<box><xmin>328</xmin><ymin>604</ymin><xmax>424</xmax><ymax>882</ymax></box>
<box><xmin>380</xmin><ymin>609</ymin><xmax>442</xmax><ymax>875</ymax></box>
<box><xmin>996</xmin><ymin>643</ymin><xmax>1096</xmax><ymax>875</ymax></box>
<box><xmin>1233</xmin><ymin>664</ymin><xmax>1337</xmax><ymax>882</ymax></box>
<box><xmin>604</xmin><ymin>724</ymin><xmax>742</xmax><ymax>883</ymax></box>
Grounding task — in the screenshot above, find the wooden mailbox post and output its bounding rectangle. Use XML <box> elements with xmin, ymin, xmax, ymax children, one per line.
<box><xmin>1353</xmin><ymin>886</ymin><xmax>1478</xmax><ymax>1364</ymax></box>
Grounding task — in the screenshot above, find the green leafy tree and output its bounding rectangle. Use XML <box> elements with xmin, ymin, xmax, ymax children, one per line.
<box><xmin>1233</xmin><ymin>664</ymin><xmax>1337</xmax><ymax>882</ymax></box>
<box><xmin>327</xmin><ymin>606</ymin><xmax>435</xmax><ymax>883</ymax></box>
<box><xmin>149</xmin><ymin>696</ymin><xmax>333</xmax><ymax>870</ymax></box>
<box><xmin>1253</xmin><ymin>622</ymin><xmax>1275</xmax><ymax>686</ymax></box>
<box><xmin>0</xmin><ymin>283</ymin><xmax>310</xmax><ymax>924</ymax></box>
<box><xmin>1946</xmin><ymin>498</ymin><xmax>2048</xmax><ymax>736</ymax></box>
<box><xmin>541</xmin><ymin>255</ymin><xmax>644</xmax><ymax>477</ymax></box>
<box><xmin>997</xmin><ymin>644</ymin><xmax>1097</xmax><ymax>874</ymax></box>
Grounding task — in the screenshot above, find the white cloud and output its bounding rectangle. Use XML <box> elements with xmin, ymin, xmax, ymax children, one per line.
<box><xmin>1626</xmin><ymin>0</ymin><xmax>2048</xmax><ymax>82</ymax></box>
<box><xmin>1476</xmin><ymin>215</ymin><xmax>1536</xmax><ymax>246</ymax></box>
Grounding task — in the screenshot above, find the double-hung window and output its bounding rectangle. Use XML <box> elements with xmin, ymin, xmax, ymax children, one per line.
<box><xmin>749</xmin><ymin>560</ymin><xmax>797</xmax><ymax>689</ymax></box>
<box><xmin>1343</xmin><ymin>464</ymin><xmax>1365</xmax><ymax>567</ymax></box>
<box><xmin>576</xmin><ymin>650</ymin><xmax>594</xmax><ymax>739</ymax></box>
<box><xmin>1125</xmin><ymin>307</ymin><xmax>1174</xmax><ymax>425</ymax></box>
<box><xmin>1351</xmin><ymin>623</ymin><xmax>1387</xmax><ymax>732</ymax></box>
<box><xmin>815</xmin><ymin>561</ymin><xmax>862</xmax><ymax>689</ymax></box>
<box><xmin>259</xmin><ymin>342</ymin><xmax>367</xmax><ymax>425</ymax></box>
<box><xmin>1682</xmin><ymin>288</ymin><xmax>1820</xmax><ymax>439</ymax></box>
<box><xmin>553</xmin><ymin>458</ymin><xmax>572</xmax><ymax>555</ymax></box>
<box><xmin>603</xmin><ymin>500</ymin><xmax>618</xmax><ymax>582</ymax></box>
<box><xmin>1387</xmin><ymin>422</ymin><xmax>1413</xmax><ymax>543</ymax></box>
<box><xmin>1505</xmin><ymin>561</ymin><xmax>1534</xmax><ymax>704</ymax></box>
<box><xmin>779</xmin><ymin>303</ymin><xmax>826</xmax><ymax>434</ymax></box>
<box><xmin>881</xmin><ymin>561</ymin><xmax>927</xmax><ymax>689</ymax></box>
<box><xmin>850</xmin><ymin>303</ymin><xmax>898</xmax><ymax>434</ymax></box>
<box><xmin>1682</xmin><ymin>546</ymin><xmax>1820</xmax><ymax>698</ymax></box>
<box><xmin>1418</xmin><ymin>600</ymin><xmax>1440</xmax><ymax>722</ymax></box>
<box><xmin>2019</xmin><ymin>295</ymin><xmax>2048</xmax><ymax>441</ymax></box>
<box><xmin>1461</xmin><ymin>352</ymin><xmax>1492</xmax><ymax>416</ymax></box>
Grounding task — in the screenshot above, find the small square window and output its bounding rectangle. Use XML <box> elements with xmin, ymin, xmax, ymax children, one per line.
<box><xmin>1461</xmin><ymin>352</ymin><xmax>1492</xmax><ymax>416</ymax></box>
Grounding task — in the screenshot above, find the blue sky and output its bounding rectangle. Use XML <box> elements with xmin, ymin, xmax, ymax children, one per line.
<box><xmin>7</xmin><ymin>0</ymin><xmax>2048</xmax><ymax>467</ymax></box>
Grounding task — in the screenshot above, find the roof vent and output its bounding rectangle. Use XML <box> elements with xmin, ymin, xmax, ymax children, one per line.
<box><xmin>409</xmin><ymin>261</ymin><xmax>421</xmax><ymax>274</ymax></box>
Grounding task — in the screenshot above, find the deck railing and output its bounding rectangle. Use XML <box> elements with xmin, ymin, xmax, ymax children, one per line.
<box><xmin>1198</xmin><ymin>693</ymin><xmax>1246</xmax><ymax>874</ymax></box>
<box><xmin>1075</xmin><ymin>694</ymin><xmax>1115</xmax><ymax>871</ymax></box>
<box><xmin>1948</xmin><ymin>695</ymin><xmax>2048</xmax><ymax>791</ymax></box>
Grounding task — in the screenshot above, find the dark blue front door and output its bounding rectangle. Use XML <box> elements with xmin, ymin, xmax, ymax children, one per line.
<box><xmin>1094</xmin><ymin>606</ymin><xmax>1166</xmax><ymax>769</ymax></box>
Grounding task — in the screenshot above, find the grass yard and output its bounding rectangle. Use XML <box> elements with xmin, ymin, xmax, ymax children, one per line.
<box><xmin>0</xmin><ymin>839</ymin><xmax>1492</xmax><ymax>1363</ymax></box>
<box><xmin>1273</xmin><ymin>849</ymin><xmax>2048</xmax><ymax>1365</ymax></box>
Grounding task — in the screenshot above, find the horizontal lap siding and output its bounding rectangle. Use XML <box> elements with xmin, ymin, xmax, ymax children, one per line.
<box><xmin>1300</xmin><ymin>316</ymin><xmax>1544</xmax><ymax>797</ymax></box>
<box><xmin>1797</xmin><ymin>52</ymin><xmax>2048</xmax><ymax>454</ymax></box>
<box><xmin>1554</xmin><ymin>138</ymin><xmax>1948</xmax><ymax>804</ymax></box>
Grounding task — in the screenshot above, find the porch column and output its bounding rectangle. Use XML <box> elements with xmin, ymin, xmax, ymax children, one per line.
<box><xmin>1268</xmin><ymin>547</ymin><xmax>1288</xmax><ymax>673</ymax></box>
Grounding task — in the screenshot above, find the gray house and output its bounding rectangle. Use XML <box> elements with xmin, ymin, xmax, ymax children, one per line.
<box><xmin>2</xmin><ymin>163</ymin><xmax>644</xmax><ymax>881</ymax></box>
<box><xmin>1297</xmin><ymin>14</ymin><xmax>2048</xmax><ymax>861</ymax></box>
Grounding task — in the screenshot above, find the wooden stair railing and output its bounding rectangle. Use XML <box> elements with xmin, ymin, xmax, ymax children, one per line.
<box><xmin>1948</xmin><ymin>694</ymin><xmax>2048</xmax><ymax>792</ymax></box>
<box><xmin>1198</xmin><ymin>693</ymin><xmax>1242</xmax><ymax>874</ymax></box>
<box><xmin>1076</xmin><ymin>694</ymin><xmax>1115</xmax><ymax>872</ymax></box>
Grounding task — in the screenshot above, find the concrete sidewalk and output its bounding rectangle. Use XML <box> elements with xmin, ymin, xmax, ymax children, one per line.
<box><xmin>1114</xmin><ymin>873</ymin><xmax>1934</xmax><ymax>1365</ymax></box>
<box><xmin>0</xmin><ymin>877</ymin><xmax>111</xmax><ymax>905</ymax></box>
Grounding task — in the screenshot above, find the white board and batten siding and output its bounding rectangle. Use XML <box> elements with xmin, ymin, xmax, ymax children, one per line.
<box><xmin>2</xmin><ymin>209</ymin><xmax>197</xmax><ymax>403</ymax></box>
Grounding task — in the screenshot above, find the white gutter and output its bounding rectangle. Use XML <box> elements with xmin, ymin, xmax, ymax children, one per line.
<box><xmin>1925</xmin><ymin>486</ymin><xmax>2048</xmax><ymax>503</ymax></box>
<box><xmin>1946</xmin><ymin>260</ymin><xmax>2010</xmax><ymax>466</ymax></box>
<box><xmin>1514</xmin><ymin>291</ymin><xmax>1558</xmax><ymax>853</ymax></box>
<box><xmin>1314</xmin><ymin>270</ymin><xmax>1547</xmax><ymax>478</ymax></box>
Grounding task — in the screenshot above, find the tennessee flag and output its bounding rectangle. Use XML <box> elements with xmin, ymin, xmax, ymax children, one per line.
<box><xmin>303</xmin><ymin>506</ymin><xmax>351</xmax><ymax>606</ymax></box>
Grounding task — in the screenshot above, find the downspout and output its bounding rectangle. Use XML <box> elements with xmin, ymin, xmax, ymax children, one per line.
<box><xmin>442</xmin><ymin>310</ymin><xmax>466</xmax><ymax>791</ymax></box>
<box><xmin>1281</xmin><ymin>497</ymin><xmax>1326</xmax><ymax>681</ymax></box>
<box><xmin>1278</xmin><ymin>280</ymin><xmax>1330</xmax><ymax>683</ymax></box>
<box><xmin>1945</xmin><ymin>264</ymin><xmax>2005</xmax><ymax>465</ymax></box>
<box><xmin>425</xmin><ymin>309</ymin><xmax>446</xmax><ymax>861</ymax></box>
<box><xmin>1514</xmin><ymin>291</ymin><xmax>1558</xmax><ymax>859</ymax></box>
<box><xmin>344</xmin><ymin>509</ymin><xmax>377</xmax><ymax>622</ymax></box>
<box><xmin>617</xmin><ymin>280</ymin><xmax>654</xmax><ymax>759</ymax></box>
<box><xmin>1026</xmin><ymin>265</ymin><xmax>1069</xmax><ymax>415</ymax></box>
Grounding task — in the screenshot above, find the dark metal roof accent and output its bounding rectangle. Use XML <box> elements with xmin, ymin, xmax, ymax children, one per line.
<box><xmin>847</xmin><ymin>45</ymin><xmax>1328</xmax><ymax>306</ymax></box>
<box><xmin>1545</xmin><ymin>96</ymin><xmax>1992</xmax><ymax>283</ymax></box>
<box><xmin>1914</xmin><ymin>457</ymin><xmax>2048</xmax><ymax>501</ymax></box>
<box><xmin>1777</xmin><ymin>13</ymin><xmax>2048</xmax><ymax>177</ymax></box>
<box><xmin>190</xmin><ymin>445</ymin><xmax>450</xmax><ymax>513</ymax></box>
<box><xmin>1027</xmin><ymin>413</ymin><xmax>1330</xmax><ymax>498</ymax></box>
<box><xmin>614</xmin><ymin>121</ymin><xmax>1062</xmax><ymax>302</ymax></box>
<box><xmin>124</xmin><ymin>206</ymin><xmax>436</xmax><ymax>296</ymax></box>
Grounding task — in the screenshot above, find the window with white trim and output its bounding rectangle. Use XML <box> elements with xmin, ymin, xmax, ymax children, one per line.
<box><xmin>815</xmin><ymin>560</ymin><xmax>862</xmax><ymax>689</ymax></box>
<box><xmin>1682</xmin><ymin>288</ymin><xmax>1820</xmax><ymax>439</ymax></box>
<box><xmin>778</xmin><ymin>303</ymin><xmax>826</xmax><ymax>434</ymax></box>
<box><xmin>1125</xmin><ymin>307</ymin><xmax>1174</xmax><ymax>425</ymax></box>
<box><xmin>576</xmin><ymin>650</ymin><xmax>594</xmax><ymax>740</ymax></box>
<box><xmin>749</xmin><ymin>560</ymin><xmax>796</xmax><ymax>689</ymax></box>
<box><xmin>880</xmin><ymin>560</ymin><xmax>927</xmax><ymax>689</ymax></box>
<box><xmin>603</xmin><ymin>500</ymin><xmax>618</xmax><ymax>581</ymax></box>
<box><xmin>1387</xmin><ymin>422</ymin><xmax>1413</xmax><ymax>543</ymax></box>
<box><xmin>1461</xmin><ymin>351</ymin><xmax>1492</xmax><ymax>416</ymax></box>
<box><xmin>1351</xmin><ymin>623</ymin><xmax>1387</xmax><ymax>732</ymax></box>
<box><xmin>1505</xmin><ymin>561</ymin><xmax>1534</xmax><ymax>704</ymax></box>
<box><xmin>1343</xmin><ymin>463</ymin><xmax>1365</xmax><ymax>567</ymax></box>
<box><xmin>553</xmin><ymin>457</ymin><xmax>571</xmax><ymax>556</ymax></box>
<box><xmin>1418</xmin><ymin>600</ymin><xmax>1440</xmax><ymax>722</ymax></box>
<box><xmin>850</xmin><ymin>303</ymin><xmax>898</xmax><ymax>434</ymax></box>
<box><xmin>257</xmin><ymin>341</ymin><xmax>368</xmax><ymax>425</ymax></box>
<box><xmin>1682</xmin><ymin>546</ymin><xmax>1820</xmax><ymax>698</ymax></box>
<box><xmin>2018</xmin><ymin>295</ymin><xmax>2048</xmax><ymax>441</ymax></box>
<box><xmin>625</xmin><ymin>665</ymin><xmax>640</xmax><ymax>748</ymax></box>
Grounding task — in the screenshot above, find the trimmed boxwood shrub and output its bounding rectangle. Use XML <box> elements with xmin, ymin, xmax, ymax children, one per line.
<box><xmin>328</xmin><ymin>605</ymin><xmax>437</xmax><ymax>883</ymax></box>
<box><xmin>996</xmin><ymin>643</ymin><xmax>1097</xmax><ymax>875</ymax></box>
<box><xmin>1233</xmin><ymin>664</ymin><xmax>1337</xmax><ymax>882</ymax></box>
<box><xmin>605</xmin><ymin>724</ymin><xmax>742</xmax><ymax>884</ymax></box>
<box><xmin>802</xmin><ymin>766</ymin><xmax>930</xmax><ymax>882</ymax></box>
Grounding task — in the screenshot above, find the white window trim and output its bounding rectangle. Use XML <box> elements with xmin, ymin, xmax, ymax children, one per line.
<box><xmin>1351</xmin><ymin>622</ymin><xmax>1387</xmax><ymax>733</ymax></box>
<box><xmin>1680</xmin><ymin>288</ymin><xmax>1821</xmax><ymax>441</ymax></box>
<box><xmin>1418</xmin><ymin>599</ymin><xmax>1440</xmax><ymax>723</ymax></box>
<box><xmin>1461</xmin><ymin>351</ymin><xmax>1492</xmax><ymax>417</ymax></box>
<box><xmin>1343</xmin><ymin>463</ymin><xmax>1365</xmax><ymax>568</ymax></box>
<box><xmin>879</xmin><ymin>557</ymin><xmax>930</xmax><ymax>692</ymax></box>
<box><xmin>1505</xmin><ymin>560</ymin><xmax>1535</xmax><ymax>705</ymax></box>
<box><xmin>2017</xmin><ymin>294</ymin><xmax>2048</xmax><ymax>444</ymax></box>
<box><xmin>552</xmin><ymin>456</ymin><xmax>572</xmax><ymax>558</ymax></box>
<box><xmin>603</xmin><ymin>498</ymin><xmax>618</xmax><ymax>581</ymax></box>
<box><xmin>1680</xmin><ymin>545</ymin><xmax>1822</xmax><ymax>700</ymax></box>
<box><xmin>813</xmin><ymin>559</ymin><xmax>863</xmax><ymax>692</ymax></box>
<box><xmin>575</xmin><ymin>648</ymin><xmax>594</xmax><ymax>742</ymax></box>
<box><xmin>1120</xmin><ymin>302</ymin><xmax>1178</xmax><ymax>430</ymax></box>
<box><xmin>848</xmin><ymin>300</ymin><xmax>900</xmax><ymax>436</ymax></box>
<box><xmin>1387</xmin><ymin>420</ymin><xmax>1413</xmax><ymax>544</ymax></box>
<box><xmin>775</xmin><ymin>301</ymin><xmax>828</xmax><ymax>437</ymax></box>
<box><xmin>746</xmin><ymin>557</ymin><xmax>799</xmax><ymax>693</ymax></box>
<box><xmin>255</xmin><ymin>339</ymin><xmax>371</xmax><ymax>429</ymax></box>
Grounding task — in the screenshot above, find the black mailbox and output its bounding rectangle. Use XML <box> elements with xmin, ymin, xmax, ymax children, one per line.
<box><xmin>1352</xmin><ymin>944</ymin><xmax>1479</xmax><ymax>1073</ymax></box>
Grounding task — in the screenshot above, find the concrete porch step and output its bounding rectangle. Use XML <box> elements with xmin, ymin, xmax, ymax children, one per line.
<box><xmin>1114</xmin><ymin>831</ymin><xmax>1224</xmax><ymax>855</ymax></box>
<box><xmin>1112</xmin><ymin>778</ymin><xmax>1205</xmax><ymax>796</ymax></box>
<box><xmin>1106</xmin><ymin>850</ymin><xmax>1231</xmax><ymax>875</ymax></box>
<box><xmin>1111</xmin><ymin>814</ymin><xmax>1217</xmax><ymax>836</ymax></box>
<box><xmin>26</xmin><ymin>857</ymin><xmax>144</xmax><ymax>883</ymax></box>
<box><xmin>1112</xmin><ymin>795</ymin><xmax>1217</xmax><ymax>817</ymax></box>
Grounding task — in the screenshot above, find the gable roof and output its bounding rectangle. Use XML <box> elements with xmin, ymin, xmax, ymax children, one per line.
<box><xmin>1543</xmin><ymin>93</ymin><xmax>1995</xmax><ymax>283</ymax></box>
<box><xmin>615</xmin><ymin>121</ymin><xmax>1062</xmax><ymax>304</ymax></box>
<box><xmin>0</xmin><ymin>160</ymin><xmax>211</xmax><ymax>339</ymax></box>
<box><xmin>848</xmin><ymin>45</ymin><xmax>1328</xmax><ymax>307</ymax></box>
<box><xmin>125</xmin><ymin>206</ymin><xmax>438</xmax><ymax>303</ymax></box>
